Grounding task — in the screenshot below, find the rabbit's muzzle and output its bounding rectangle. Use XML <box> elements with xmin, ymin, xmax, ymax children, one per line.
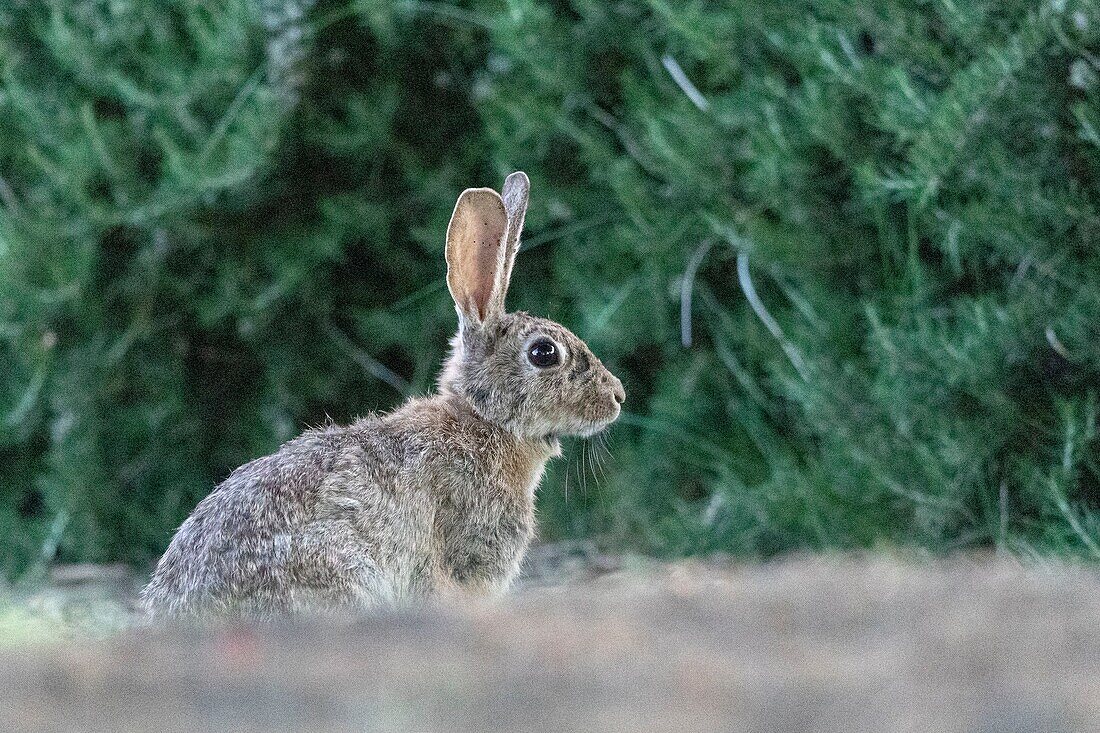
<box><xmin>608</xmin><ymin>374</ymin><xmax>626</xmax><ymax>407</ymax></box>
<box><xmin>601</xmin><ymin>372</ymin><xmax>626</xmax><ymax>415</ymax></box>
<box><xmin>578</xmin><ymin>370</ymin><xmax>625</xmax><ymax>435</ymax></box>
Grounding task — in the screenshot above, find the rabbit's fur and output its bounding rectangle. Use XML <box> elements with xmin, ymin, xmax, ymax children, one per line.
<box><xmin>142</xmin><ymin>172</ymin><xmax>625</xmax><ymax>619</ymax></box>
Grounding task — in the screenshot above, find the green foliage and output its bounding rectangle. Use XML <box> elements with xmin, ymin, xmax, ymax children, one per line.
<box><xmin>2</xmin><ymin>0</ymin><xmax>1099</xmax><ymax>575</ymax></box>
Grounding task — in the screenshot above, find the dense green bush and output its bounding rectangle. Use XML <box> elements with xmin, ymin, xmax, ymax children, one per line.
<box><xmin>2</xmin><ymin>0</ymin><xmax>1099</xmax><ymax>575</ymax></box>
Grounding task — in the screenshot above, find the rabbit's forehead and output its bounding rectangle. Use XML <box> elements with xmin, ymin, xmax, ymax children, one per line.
<box><xmin>507</xmin><ymin>314</ymin><xmax>585</xmax><ymax>350</ymax></box>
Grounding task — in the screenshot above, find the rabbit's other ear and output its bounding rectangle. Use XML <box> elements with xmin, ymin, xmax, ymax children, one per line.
<box><xmin>446</xmin><ymin>187</ymin><xmax>508</xmax><ymax>324</ymax></box>
<box><xmin>489</xmin><ymin>171</ymin><xmax>529</xmax><ymax>315</ymax></box>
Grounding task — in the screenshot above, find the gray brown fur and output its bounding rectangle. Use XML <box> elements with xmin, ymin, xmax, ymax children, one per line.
<box><xmin>142</xmin><ymin>172</ymin><xmax>624</xmax><ymax>620</ymax></box>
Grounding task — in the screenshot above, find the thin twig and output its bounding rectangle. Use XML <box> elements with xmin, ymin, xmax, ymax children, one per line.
<box><xmin>323</xmin><ymin>322</ymin><xmax>409</xmax><ymax>395</ymax></box>
<box><xmin>736</xmin><ymin>251</ymin><xmax>810</xmax><ymax>380</ymax></box>
<box><xmin>1052</xmin><ymin>484</ymin><xmax>1100</xmax><ymax>559</ymax></box>
<box><xmin>199</xmin><ymin>64</ymin><xmax>268</xmax><ymax>163</ymax></box>
<box><xmin>662</xmin><ymin>54</ymin><xmax>710</xmax><ymax>112</ymax></box>
<box><xmin>680</xmin><ymin>239</ymin><xmax>714</xmax><ymax>347</ymax></box>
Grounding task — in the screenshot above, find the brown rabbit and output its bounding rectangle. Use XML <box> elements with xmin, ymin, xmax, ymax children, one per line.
<box><xmin>142</xmin><ymin>172</ymin><xmax>625</xmax><ymax>619</ymax></box>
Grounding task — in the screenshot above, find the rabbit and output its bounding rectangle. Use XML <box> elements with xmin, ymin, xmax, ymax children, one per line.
<box><xmin>141</xmin><ymin>171</ymin><xmax>626</xmax><ymax>620</ymax></box>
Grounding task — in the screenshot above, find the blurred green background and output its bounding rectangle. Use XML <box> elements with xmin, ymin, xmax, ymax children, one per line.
<box><xmin>1</xmin><ymin>0</ymin><xmax>1099</xmax><ymax>577</ymax></box>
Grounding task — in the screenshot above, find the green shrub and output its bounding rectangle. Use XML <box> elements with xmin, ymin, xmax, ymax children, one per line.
<box><xmin>2</xmin><ymin>0</ymin><xmax>1098</xmax><ymax>575</ymax></box>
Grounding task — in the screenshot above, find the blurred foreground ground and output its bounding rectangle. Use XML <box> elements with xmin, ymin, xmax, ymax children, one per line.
<box><xmin>3</xmin><ymin>548</ymin><xmax>1099</xmax><ymax>732</ymax></box>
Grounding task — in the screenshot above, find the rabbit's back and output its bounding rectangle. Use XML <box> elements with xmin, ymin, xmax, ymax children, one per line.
<box><xmin>142</xmin><ymin>425</ymin><xmax>384</xmax><ymax>618</ymax></box>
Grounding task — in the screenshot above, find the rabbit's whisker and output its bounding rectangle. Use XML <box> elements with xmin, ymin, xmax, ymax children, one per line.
<box><xmin>592</xmin><ymin>435</ymin><xmax>607</xmax><ymax>481</ymax></box>
<box><xmin>598</xmin><ymin>431</ymin><xmax>613</xmax><ymax>460</ymax></box>
<box><xmin>586</xmin><ymin>439</ymin><xmax>601</xmax><ymax>488</ymax></box>
<box><xmin>562</xmin><ymin>442</ymin><xmax>573</xmax><ymax>502</ymax></box>
<box><xmin>579</xmin><ymin>443</ymin><xmax>587</xmax><ymax>500</ymax></box>
<box><xmin>580</xmin><ymin>441</ymin><xmax>588</xmax><ymax>496</ymax></box>
<box><xmin>565</xmin><ymin>438</ymin><xmax>583</xmax><ymax>504</ymax></box>
<box><xmin>579</xmin><ymin>440</ymin><xmax>588</xmax><ymax>499</ymax></box>
<box><xmin>580</xmin><ymin>440</ymin><xmax>598</xmax><ymax>490</ymax></box>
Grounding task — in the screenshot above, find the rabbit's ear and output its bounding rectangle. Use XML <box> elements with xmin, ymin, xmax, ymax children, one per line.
<box><xmin>446</xmin><ymin>187</ymin><xmax>509</xmax><ymax>324</ymax></box>
<box><xmin>489</xmin><ymin>171</ymin><xmax>529</xmax><ymax>315</ymax></box>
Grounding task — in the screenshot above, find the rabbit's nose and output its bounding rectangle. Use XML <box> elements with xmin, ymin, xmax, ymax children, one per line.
<box><xmin>610</xmin><ymin>376</ymin><xmax>626</xmax><ymax>405</ymax></box>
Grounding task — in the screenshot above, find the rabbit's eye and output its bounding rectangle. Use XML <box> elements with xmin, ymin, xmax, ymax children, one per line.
<box><xmin>527</xmin><ymin>339</ymin><xmax>560</xmax><ymax>368</ymax></box>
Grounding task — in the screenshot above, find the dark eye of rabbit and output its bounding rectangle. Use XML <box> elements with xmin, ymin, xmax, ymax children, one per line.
<box><xmin>527</xmin><ymin>339</ymin><xmax>559</xmax><ymax>368</ymax></box>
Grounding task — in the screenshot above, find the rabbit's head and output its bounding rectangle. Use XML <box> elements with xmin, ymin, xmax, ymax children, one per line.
<box><xmin>439</xmin><ymin>172</ymin><xmax>625</xmax><ymax>440</ymax></box>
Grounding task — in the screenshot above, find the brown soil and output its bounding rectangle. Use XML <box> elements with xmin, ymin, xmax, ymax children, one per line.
<box><xmin>3</xmin><ymin>552</ymin><xmax>1099</xmax><ymax>732</ymax></box>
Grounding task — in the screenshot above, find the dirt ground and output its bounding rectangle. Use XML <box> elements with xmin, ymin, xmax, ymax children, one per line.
<box><xmin>3</xmin><ymin>548</ymin><xmax>1100</xmax><ymax>733</ymax></box>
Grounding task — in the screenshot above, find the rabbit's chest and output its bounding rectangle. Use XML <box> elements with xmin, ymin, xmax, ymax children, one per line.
<box><xmin>420</xmin><ymin>429</ymin><xmax>555</xmax><ymax>593</ymax></box>
<box><xmin>433</xmin><ymin>455</ymin><xmax>548</xmax><ymax>591</ymax></box>
<box><xmin>436</xmin><ymin>482</ymin><xmax>535</xmax><ymax>587</ymax></box>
